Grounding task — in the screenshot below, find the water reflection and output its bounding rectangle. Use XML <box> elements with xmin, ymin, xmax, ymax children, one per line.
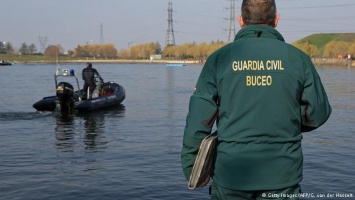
<box><xmin>54</xmin><ymin>105</ymin><xmax>126</xmax><ymax>151</ymax></box>
<box><xmin>0</xmin><ymin>111</ymin><xmax>52</xmax><ymax>121</ymax></box>
<box><xmin>81</xmin><ymin>112</ymin><xmax>105</xmax><ymax>150</ymax></box>
<box><xmin>166</xmin><ymin>66</ymin><xmax>175</xmax><ymax>119</ymax></box>
<box><xmin>55</xmin><ymin>114</ymin><xmax>76</xmax><ymax>151</ymax></box>
<box><xmin>318</xmin><ymin>66</ymin><xmax>355</xmax><ymax>110</ymax></box>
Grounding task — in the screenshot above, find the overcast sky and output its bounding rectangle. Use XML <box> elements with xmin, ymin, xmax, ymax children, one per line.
<box><xmin>1</xmin><ymin>0</ymin><xmax>354</xmax><ymax>51</ymax></box>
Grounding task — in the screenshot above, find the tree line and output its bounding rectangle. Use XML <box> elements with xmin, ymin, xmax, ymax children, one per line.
<box><xmin>163</xmin><ymin>41</ymin><xmax>226</xmax><ymax>60</ymax></box>
<box><xmin>71</xmin><ymin>41</ymin><xmax>226</xmax><ymax>60</ymax></box>
<box><xmin>1</xmin><ymin>40</ymin><xmax>354</xmax><ymax>61</ymax></box>
<box><xmin>72</xmin><ymin>44</ymin><xmax>118</xmax><ymax>59</ymax></box>
<box><xmin>292</xmin><ymin>41</ymin><xmax>355</xmax><ymax>58</ymax></box>
<box><xmin>116</xmin><ymin>41</ymin><xmax>226</xmax><ymax>60</ymax></box>
<box><xmin>0</xmin><ymin>42</ymin><xmax>15</xmax><ymax>54</ymax></box>
<box><xmin>70</xmin><ymin>41</ymin><xmax>354</xmax><ymax>60</ymax></box>
<box><xmin>0</xmin><ymin>42</ymin><xmax>39</xmax><ymax>55</ymax></box>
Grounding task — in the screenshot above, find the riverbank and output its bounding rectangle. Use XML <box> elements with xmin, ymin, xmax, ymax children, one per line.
<box><xmin>63</xmin><ymin>59</ymin><xmax>202</xmax><ymax>64</ymax></box>
<box><xmin>16</xmin><ymin>59</ymin><xmax>203</xmax><ymax>65</ymax></box>
<box><xmin>312</xmin><ymin>58</ymin><xmax>354</xmax><ymax>67</ymax></box>
<box><xmin>8</xmin><ymin>57</ymin><xmax>354</xmax><ymax>67</ymax></box>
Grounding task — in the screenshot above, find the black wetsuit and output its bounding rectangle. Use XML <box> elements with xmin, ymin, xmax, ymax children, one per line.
<box><xmin>82</xmin><ymin>66</ymin><xmax>101</xmax><ymax>97</ymax></box>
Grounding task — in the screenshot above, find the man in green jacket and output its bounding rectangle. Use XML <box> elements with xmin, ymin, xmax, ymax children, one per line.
<box><xmin>181</xmin><ymin>0</ymin><xmax>332</xmax><ymax>199</ymax></box>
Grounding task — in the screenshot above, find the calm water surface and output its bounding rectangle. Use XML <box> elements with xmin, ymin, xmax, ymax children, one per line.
<box><xmin>0</xmin><ymin>63</ymin><xmax>354</xmax><ymax>200</ymax></box>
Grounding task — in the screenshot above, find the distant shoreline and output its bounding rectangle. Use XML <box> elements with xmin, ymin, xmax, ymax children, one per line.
<box><xmin>13</xmin><ymin>58</ymin><xmax>354</xmax><ymax>67</ymax></box>
<box><xmin>312</xmin><ymin>58</ymin><xmax>354</xmax><ymax>67</ymax></box>
<box><xmin>17</xmin><ymin>59</ymin><xmax>204</xmax><ymax>65</ymax></box>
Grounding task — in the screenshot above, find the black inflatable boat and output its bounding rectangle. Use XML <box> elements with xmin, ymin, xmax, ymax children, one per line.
<box><xmin>33</xmin><ymin>68</ymin><xmax>125</xmax><ymax>113</ymax></box>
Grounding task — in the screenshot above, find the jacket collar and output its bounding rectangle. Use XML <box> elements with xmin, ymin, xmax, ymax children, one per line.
<box><xmin>234</xmin><ymin>25</ymin><xmax>285</xmax><ymax>42</ymax></box>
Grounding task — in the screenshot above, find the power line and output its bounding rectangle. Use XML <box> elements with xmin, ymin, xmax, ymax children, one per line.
<box><xmin>279</xmin><ymin>3</ymin><xmax>355</xmax><ymax>10</ymax></box>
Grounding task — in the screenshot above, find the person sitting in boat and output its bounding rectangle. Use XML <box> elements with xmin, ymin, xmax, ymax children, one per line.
<box><xmin>82</xmin><ymin>62</ymin><xmax>103</xmax><ymax>99</ymax></box>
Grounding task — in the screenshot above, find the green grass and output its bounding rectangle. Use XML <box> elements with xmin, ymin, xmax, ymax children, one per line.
<box><xmin>0</xmin><ymin>54</ymin><xmax>64</xmax><ymax>63</ymax></box>
<box><xmin>0</xmin><ymin>54</ymin><xmax>92</xmax><ymax>63</ymax></box>
<box><xmin>296</xmin><ymin>33</ymin><xmax>355</xmax><ymax>49</ymax></box>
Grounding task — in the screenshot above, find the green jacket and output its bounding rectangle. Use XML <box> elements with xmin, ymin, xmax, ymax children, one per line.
<box><xmin>181</xmin><ymin>25</ymin><xmax>332</xmax><ymax>191</ymax></box>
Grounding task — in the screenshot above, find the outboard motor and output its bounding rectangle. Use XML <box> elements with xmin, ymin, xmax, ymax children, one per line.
<box><xmin>56</xmin><ymin>82</ymin><xmax>75</xmax><ymax>113</ymax></box>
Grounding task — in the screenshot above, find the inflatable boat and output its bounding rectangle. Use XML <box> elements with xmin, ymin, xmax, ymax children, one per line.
<box><xmin>33</xmin><ymin>68</ymin><xmax>125</xmax><ymax>113</ymax></box>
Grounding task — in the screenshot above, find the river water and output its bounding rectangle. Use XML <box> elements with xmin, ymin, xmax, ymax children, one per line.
<box><xmin>0</xmin><ymin>63</ymin><xmax>354</xmax><ymax>200</ymax></box>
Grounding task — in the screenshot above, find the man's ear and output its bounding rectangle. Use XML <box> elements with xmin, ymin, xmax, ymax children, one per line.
<box><xmin>273</xmin><ymin>14</ymin><xmax>280</xmax><ymax>27</ymax></box>
<box><xmin>238</xmin><ymin>15</ymin><xmax>245</xmax><ymax>28</ymax></box>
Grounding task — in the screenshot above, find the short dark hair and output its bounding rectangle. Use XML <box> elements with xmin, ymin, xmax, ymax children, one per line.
<box><xmin>241</xmin><ymin>0</ymin><xmax>277</xmax><ymax>26</ymax></box>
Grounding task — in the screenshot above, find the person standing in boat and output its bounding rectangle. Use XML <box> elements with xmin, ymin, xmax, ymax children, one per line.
<box><xmin>82</xmin><ymin>62</ymin><xmax>103</xmax><ymax>99</ymax></box>
<box><xmin>181</xmin><ymin>0</ymin><xmax>332</xmax><ymax>199</ymax></box>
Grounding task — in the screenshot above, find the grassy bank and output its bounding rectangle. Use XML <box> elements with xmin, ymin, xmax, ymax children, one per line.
<box><xmin>1</xmin><ymin>54</ymin><xmax>88</xmax><ymax>63</ymax></box>
<box><xmin>1</xmin><ymin>54</ymin><xmax>201</xmax><ymax>64</ymax></box>
<box><xmin>2</xmin><ymin>54</ymin><xmax>353</xmax><ymax>67</ymax></box>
